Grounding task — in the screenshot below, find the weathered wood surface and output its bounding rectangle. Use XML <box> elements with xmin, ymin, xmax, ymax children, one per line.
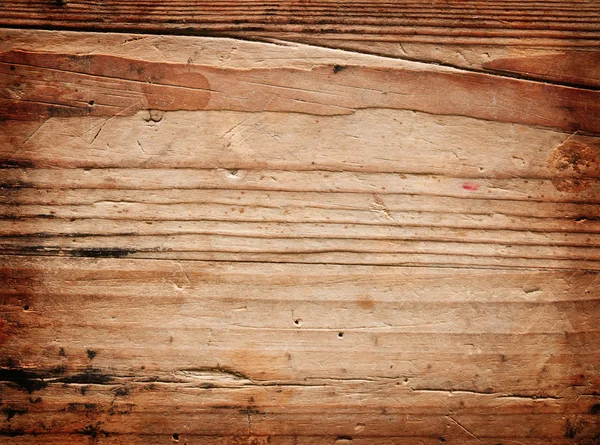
<box><xmin>2</xmin><ymin>0</ymin><xmax>600</xmax><ymax>90</ymax></box>
<box><xmin>3</xmin><ymin>0</ymin><xmax>599</xmax><ymax>41</ymax></box>
<box><xmin>1</xmin><ymin>24</ymin><xmax>600</xmax><ymax>444</ymax></box>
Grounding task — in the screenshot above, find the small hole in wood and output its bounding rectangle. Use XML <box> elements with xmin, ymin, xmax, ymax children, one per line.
<box><xmin>88</xmin><ymin>100</ymin><xmax>95</xmax><ymax>106</ymax></box>
<box><xmin>23</xmin><ymin>305</ymin><xmax>30</xmax><ymax>311</ymax></box>
<box><xmin>338</xmin><ymin>332</ymin><xmax>344</xmax><ymax>339</ymax></box>
<box><xmin>172</xmin><ymin>433</ymin><xmax>179</xmax><ymax>441</ymax></box>
<box><xmin>10</xmin><ymin>66</ymin><xmax>15</xmax><ymax>71</ymax></box>
<box><xmin>294</xmin><ymin>319</ymin><xmax>302</xmax><ymax>326</ymax></box>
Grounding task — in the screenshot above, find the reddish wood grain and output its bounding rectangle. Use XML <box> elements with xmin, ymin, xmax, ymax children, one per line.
<box><xmin>1</xmin><ymin>0</ymin><xmax>600</xmax><ymax>46</ymax></box>
<box><xmin>2</xmin><ymin>50</ymin><xmax>600</xmax><ymax>133</ymax></box>
<box><xmin>0</xmin><ymin>51</ymin><xmax>210</xmax><ymax>120</ymax></box>
<box><xmin>484</xmin><ymin>51</ymin><xmax>600</xmax><ymax>89</ymax></box>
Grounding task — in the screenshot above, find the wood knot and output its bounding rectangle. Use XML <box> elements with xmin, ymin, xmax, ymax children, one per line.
<box><xmin>548</xmin><ymin>136</ymin><xmax>600</xmax><ymax>193</ymax></box>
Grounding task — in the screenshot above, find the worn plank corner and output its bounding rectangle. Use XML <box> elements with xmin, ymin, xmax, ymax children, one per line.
<box><xmin>0</xmin><ymin>1</ymin><xmax>599</xmax><ymax>444</ymax></box>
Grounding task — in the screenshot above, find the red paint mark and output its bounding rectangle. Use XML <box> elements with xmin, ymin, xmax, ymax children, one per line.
<box><xmin>462</xmin><ymin>182</ymin><xmax>479</xmax><ymax>191</ymax></box>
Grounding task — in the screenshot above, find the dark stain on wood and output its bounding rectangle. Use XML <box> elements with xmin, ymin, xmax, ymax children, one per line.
<box><xmin>564</xmin><ymin>415</ymin><xmax>600</xmax><ymax>445</ymax></box>
<box><xmin>64</xmin><ymin>402</ymin><xmax>100</xmax><ymax>413</ymax></box>
<box><xmin>0</xmin><ymin>181</ymin><xmax>30</xmax><ymax>190</ymax></box>
<box><xmin>113</xmin><ymin>386</ymin><xmax>129</xmax><ymax>397</ymax></box>
<box><xmin>59</xmin><ymin>369</ymin><xmax>113</xmax><ymax>385</ymax></box>
<box><xmin>0</xmin><ymin>427</ymin><xmax>26</xmax><ymax>437</ymax></box>
<box><xmin>0</xmin><ymin>159</ymin><xmax>37</xmax><ymax>169</ymax></box>
<box><xmin>0</xmin><ymin>366</ymin><xmax>65</xmax><ymax>393</ymax></box>
<box><xmin>70</xmin><ymin>248</ymin><xmax>137</xmax><ymax>258</ymax></box>
<box><xmin>0</xmin><ymin>365</ymin><xmax>116</xmax><ymax>393</ymax></box>
<box><xmin>79</xmin><ymin>422</ymin><xmax>109</xmax><ymax>439</ymax></box>
<box><xmin>2</xmin><ymin>406</ymin><xmax>28</xmax><ymax>421</ymax></box>
<box><xmin>333</xmin><ymin>64</ymin><xmax>347</xmax><ymax>74</ymax></box>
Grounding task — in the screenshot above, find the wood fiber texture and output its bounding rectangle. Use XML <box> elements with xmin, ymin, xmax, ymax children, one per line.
<box><xmin>1</xmin><ymin>2</ymin><xmax>600</xmax><ymax>443</ymax></box>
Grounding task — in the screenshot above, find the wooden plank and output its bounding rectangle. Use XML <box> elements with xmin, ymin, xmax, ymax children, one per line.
<box><xmin>1</xmin><ymin>0</ymin><xmax>600</xmax><ymax>90</ymax></box>
<box><xmin>2</xmin><ymin>48</ymin><xmax>600</xmax><ymax>132</ymax></box>
<box><xmin>1</xmin><ymin>27</ymin><xmax>599</xmax><ymax>444</ymax></box>
<box><xmin>2</xmin><ymin>256</ymin><xmax>600</xmax><ymax>390</ymax></box>
<box><xmin>1</xmin><ymin>0</ymin><xmax>600</xmax><ymax>47</ymax></box>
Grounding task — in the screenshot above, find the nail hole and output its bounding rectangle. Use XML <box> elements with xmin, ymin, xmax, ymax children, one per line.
<box><xmin>23</xmin><ymin>305</ymin><xmax>30</xmax><ymax>311</ymax></box>
<box><xmin>88</xmin><ymin>100</ymin><xmax>95</xmax><ymax>106</ymax></box>
<box><xmin>338</xmin><ymin>332</ymin><xmax>344</xmax><ymax>339</ymax></box>
<box><xmin>294</xmin><ymin>319</ymin><xmax>302</xmax><ymax>326</ymax></box>
<box><xmin>172</xmin><ymin>433</ymin><xmax>180</xmax><ymax>441</ymax></box>
<box><xmin>10</xmin><ymin>66</ymin><xmax>15</xmax><ymax>71</ymax></box>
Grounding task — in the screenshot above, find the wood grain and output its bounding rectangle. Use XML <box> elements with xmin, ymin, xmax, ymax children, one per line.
<box><xmin>2</xmin><ymin>0</ymin><xmax>600</xmax><ymax>46</ymax></box>
<box><xmin>2</xmin><ymin>48</ymin><xmax>600</xmax><ymax>132</ymax></box>
<box><xmin>2</xmin><ymin>0</ymin><xmax>600</xmax><ymax>91</ymax></box>
<box><xmin>2</xmin><ymin>256</ymin><xmax>600</xmax><ymax>443</ymax></box>
<box><xmin>1</xmin><ymin>27</ymin><xmax>599</xmax><ymax>444</ymax></box>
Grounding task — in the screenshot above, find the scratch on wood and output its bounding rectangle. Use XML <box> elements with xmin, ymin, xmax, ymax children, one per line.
<box><xmin>448</xmin><ymin>416</ymin><xmax>482</xmax><ymax>443</ymax></box>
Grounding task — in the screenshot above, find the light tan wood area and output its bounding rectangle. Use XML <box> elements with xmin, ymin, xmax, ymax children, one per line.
<box><xmin>1</xmin><ymin>25</ymin><xmax>599</xmax><ymax>444</ymax></box>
